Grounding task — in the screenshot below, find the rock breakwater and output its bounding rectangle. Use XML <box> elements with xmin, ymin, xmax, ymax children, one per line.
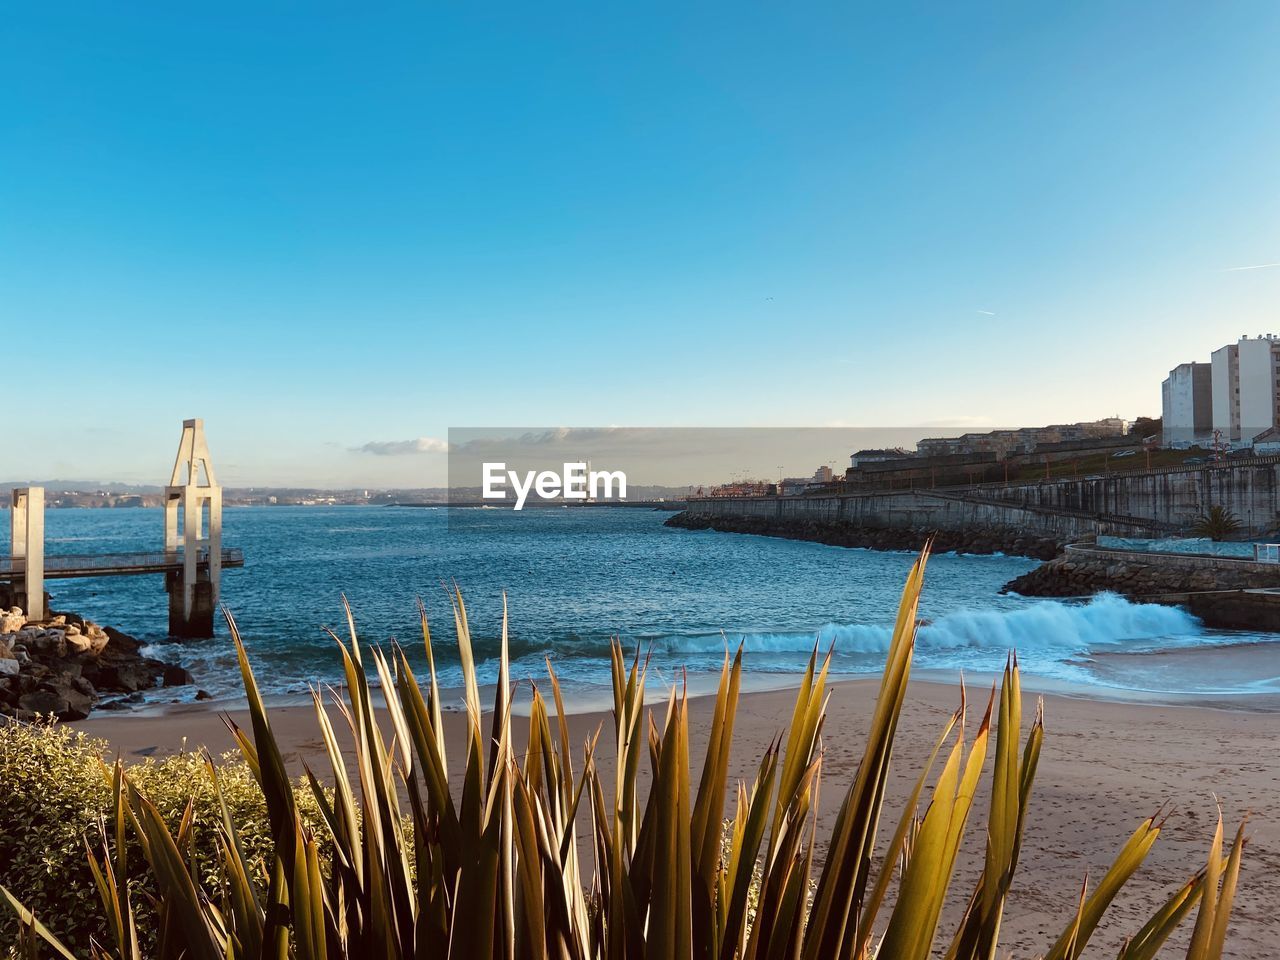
<box><xmin>1000</xmin><ymin>551</ymin><xmax>1280</xmax><ymax>598</ymax></box>
<box><xmin>0</xmin><ymin>608</ymin><xmax>194</xmax><ymax>721</ymax></box>
<box><xmin>664</xmin><ymin>511</ymin><xmax>1063</xmax><ymax>560</ymax></box>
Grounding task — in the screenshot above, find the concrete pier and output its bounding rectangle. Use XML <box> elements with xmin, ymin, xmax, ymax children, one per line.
<box><xmin>0</xmin><ymin>420</ymin><xmax>238</xmax><ymax>639</ymax></box>
<box><xmin>9</xmin><ymin>487</ymin><xmax>45</xmax><ymax>621</ymax></box>
<box><xmin>164</xmin><ymin>419</ymin><xmax>224</xmax><ymax>638</ymax></box>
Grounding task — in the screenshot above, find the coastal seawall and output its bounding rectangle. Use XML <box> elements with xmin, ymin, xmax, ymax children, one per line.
<box><xmin>666</xmin><ymin>489</ymin><xmax>1170</xmax><ymax>559</ymax></box>
<box><xmin>1003</xmin><ymin>543</ymin><xmax>1280</xmax><ymax>597</ymax></box>
<box><xmin>954</xmin><ymin>456</ymin><xmax>1280</xmax><ymax>534</ymax></box>
<box><xmin>1002</xmin><ymin>542</ymin><xmax>1280</xmax><ymax>630</ymax></box>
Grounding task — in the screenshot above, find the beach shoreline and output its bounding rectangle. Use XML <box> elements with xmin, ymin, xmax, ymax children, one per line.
<box><xmin>77</xmin><ymin>665</ymin><xmax>1280</xmax><ymax>727</ymax></box>
<box><xmin>67</xmin><ymin>673</ymin><xmax>1280</xmax><ymax>957</ymax></box>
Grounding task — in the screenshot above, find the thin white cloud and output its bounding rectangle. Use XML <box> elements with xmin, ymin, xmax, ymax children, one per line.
<box><xmin>976</xmin><ymin>309</ymin><xmax>997</xmax><ymax>316</ymax></box>
<box><xmin>1223</xmin><ymin>262</ymin><xmax>1280</xmax><ymax>272</ymax></box>
<box><xmin>355</xmin><ymin>437</ymin><xmax>450</xmax><ymax>456</ymax></box>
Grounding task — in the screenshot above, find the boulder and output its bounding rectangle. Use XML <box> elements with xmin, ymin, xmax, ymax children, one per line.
<box><xmin>32</xmin><ymin>630</ymin><xmax>67</xmax><ymax>657</ymax></box>
<box><xmin>84</xmin><ymin>623</ymin><xmax>110</xmax><ymax>655</ymax></box>
<box><xmin>17</xmin><ymin>688</ymin><xmax>69</xmax><ymax>718</ymax></box>
<box><xmin>83</xmin><ymin>660</ymin><xmax>156</xmax><ymax>693</ymax></box>
<box><xmin>72</xmin><ymin>676</ymin><xmax>97</xmax><ymax>697</ymax></box>
<box><xmin>65</xmin><ymin>632</ymin><xmax>93</xmax><ymax>654</ymax></box>
<box><xmin>0</xmin><ymin>611</ymin><xmax>192</xmax><ymax>721</ymax></box>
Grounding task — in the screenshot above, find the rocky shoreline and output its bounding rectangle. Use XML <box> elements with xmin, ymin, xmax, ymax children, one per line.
<box><xmin>0</xmin><ymin>606</ymin><xmax>201</xmax><ymax>721</ymax></box>
<box><xmin>999</xmin><ymin>548</ymin><xmax>1280</xmax><ymax>631</ymax></box>
<box><xmin>1001</xmin><ymin>550</ymin><xmax>1280</xmax><ymax>597</ymax></box>
<box><xmin>664</xmin><ymin>511</ymin><xmax>1064</xmax><ymax>560</ymax></box>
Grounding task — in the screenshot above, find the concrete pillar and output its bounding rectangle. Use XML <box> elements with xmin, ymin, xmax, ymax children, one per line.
<box><xmin>208</xmin><ymin>486</ymin><xmax>222</xmax><ymax>602</ymax></box>
<box><xmin>164</xmin><ymin>490</ymin><xmax>181</xmax><ymax>551</ymax></box>
<box><xmin>167</xmin><ymin>574</ymin><xmax>214</xmax><ymax>637</ymax></box>
<box><xmin>182</xmin><ymin>488</ymin><xmax>199</xmax><ymax>622</ymax></box>
<box><xmin>10</xmin><ymin>487</ymin><xmax>45</xmax><ymax>622</ymax></box>
<box><xmin>164</xmin><ymin>419</ymin><xmax>223</xmax><ymax>638</ymax></box>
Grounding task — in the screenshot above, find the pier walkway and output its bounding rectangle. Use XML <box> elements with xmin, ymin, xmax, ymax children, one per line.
<box><xmin>0</xmin><ymin>548</ymin><xmax>244</xmax><ymax>581</ymax></box>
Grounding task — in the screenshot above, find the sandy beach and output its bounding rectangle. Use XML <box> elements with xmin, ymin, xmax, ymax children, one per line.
<box><xmin>73</xmin><ymin>678</ymin><xmax>1280</xmax><ymax>958</ymax></box>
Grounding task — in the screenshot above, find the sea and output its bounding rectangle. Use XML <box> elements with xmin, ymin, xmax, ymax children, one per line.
<box><xmin>7</xmin><ymin>506</ymin><xmax>1280</xmax><ymax>709</ymax></box>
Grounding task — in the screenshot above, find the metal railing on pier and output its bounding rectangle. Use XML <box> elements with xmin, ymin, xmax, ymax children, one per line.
<box><xmin>0</xmin><ymin>547</ymin><xmax>245</xmax><ymax>580</ymax></box>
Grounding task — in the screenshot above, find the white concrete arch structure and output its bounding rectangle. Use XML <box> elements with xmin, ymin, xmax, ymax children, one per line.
<box><xmin>164</xmin><ymin>419</ymin><xmax>223</xmax><ymax>637</ymax></box>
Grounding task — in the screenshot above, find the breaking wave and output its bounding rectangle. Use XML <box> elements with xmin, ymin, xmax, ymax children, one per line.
<box><xmin>651</xmin><ymin>593</ymin><xmax>1204</xmax><ymax>659</ymax></box>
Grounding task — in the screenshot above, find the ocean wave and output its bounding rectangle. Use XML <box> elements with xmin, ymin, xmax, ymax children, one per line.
<box><xmin>636</xmin><ymin>593</ymin><xmax>1204</xmax><ymax>659</ymax></box>
<box><xmin>147</xmin><ymin>594</ymin><xmax>1214</xmax><ymax>700</ymax></box>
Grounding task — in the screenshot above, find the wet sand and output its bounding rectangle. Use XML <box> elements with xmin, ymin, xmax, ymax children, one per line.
<box><xmin>75</xmin><ymin>679</ymin><xmax>1280</xmax><ymax>958</ymax></box>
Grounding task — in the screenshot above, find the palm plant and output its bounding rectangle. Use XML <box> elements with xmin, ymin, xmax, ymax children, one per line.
<box><xmin>3</xmin><ymin>548</ymin><xmax>1246</xmax><ymax>959</ymax></box>
<box><xmin>1191</xmin><ymin>506</ymin><xmax>1243</xmax><ymax>541</ymax></box>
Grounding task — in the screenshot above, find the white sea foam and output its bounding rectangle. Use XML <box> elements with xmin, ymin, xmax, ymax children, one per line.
<box><xmin>658</xmin><ymin>594</ymin><xmax>1204</xmax><ymax>659</ymax></box>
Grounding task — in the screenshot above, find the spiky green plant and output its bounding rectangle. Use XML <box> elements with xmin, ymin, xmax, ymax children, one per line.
<box><xmin>1191</xmin><ymin>506</ymin><xmax>1243</xmax><ymax>541</ymax></box>
<box><xmin>3</xmin><ymin>548</ymin><xmax>1247</xmax><ymax>959</ymax></box>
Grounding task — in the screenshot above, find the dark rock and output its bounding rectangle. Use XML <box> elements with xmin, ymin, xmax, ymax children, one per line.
<box><xmin>71</xmin><ymin>676</ymin><xmax>97</xmax><ymax>697</ymax></box>
<box><xmin>60</xmin><ymin>690</ymin><xmax>94</xmax><ymax>721</ymax></box>
<box><xmin>162</xmin><ymin>665</ymin><xmax>195</xmax><ymax>687</ymax></box>
<box><xmin>98</xmin><ymin>691</ymin><xmax>146</xmax><ymax>711</ymax></box>
<box><xmin>195</xmin><ymin>689</ymin><xmax>213</xmax><ymax>701</ymax></box>
<box><xmin>2</xmin><ymin>614</ymin><xmax>193</xmax><ymax>721</ymax></box>
<box><xmin>82</xmin><ymin>661</ymin><xmax>155</xmax><ymax>693</ymax></box>
<box><xmin>18</xmin><ymin>688</ymin><xmax>69</xmax><ymax>717</ymax></box>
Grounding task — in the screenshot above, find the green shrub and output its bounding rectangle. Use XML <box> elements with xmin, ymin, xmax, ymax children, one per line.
<box><xmin>0</xmin><ymin>721</ymin><xmax>110</xmax><ymax>951</ymax></box>
<box><xmin>0</xmin><ymin>718</ymin><xmax>321</xmax><ymax>955</ymax></box>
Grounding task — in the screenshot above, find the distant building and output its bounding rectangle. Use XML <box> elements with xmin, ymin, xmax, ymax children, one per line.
<box><xmin>849</xmin><ymin>448</ymin><xmax>909</xmax><ymax>468</ymax></box>
<box><xmin>778</xmin><ymin>478</ymin><xmax>809</xmax><ymax>496</ymax></box>
<box><xmin>915</xmin><ymin>420</ymin><xmax>1128</xmax><ymax>459</ymax></box>
<box><xmin>1192</xmin><ymin>335</ymin><xmax>1280</xmax><ymax>448</ymax></box>
<box><xmin>845</xmin><ymin>451</ymin><xmax>1001</xmax><ymax>488</ymax></box>
<box><xmin>1211</xmin><ymin>342</ymin><xmax>1240</xmax><ymax>442</ymax></box>
<box><xmin>777</xmin><ymin>466</ymin><xmax>838</xmax><ymax>495</ymax></box>
<box><xmin>1236</xmin><ymin>335</ymin><xmax>1280</xmax><ymax>442</ymax></box>
<box><xmin>914</xmin><ymin>437</ymin><xmax>964</xmax><ymax>457</ymax></box>
<box><xmin>1160</xmin><ymin>362</ymin><xmax>1213</xmax><ymax>447</ymax></box>
<box><xmin>702</xmin><ymin>480</ymin><xmax>774</xmax><ymax>498</ymax></box>
<box><xmin>1253</xmin><ymin>426</ymin><xmax>1280</xmax><ymax>456</ymax></box>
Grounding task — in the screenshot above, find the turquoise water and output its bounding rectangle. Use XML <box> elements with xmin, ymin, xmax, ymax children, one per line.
<box><xmin>4</xmin><ymin>506</ymin><xmax>1278</xmax><ymax>704</ymax></box>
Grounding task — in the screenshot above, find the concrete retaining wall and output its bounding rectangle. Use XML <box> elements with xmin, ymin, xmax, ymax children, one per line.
<box><xmin>683</xmin><ymin>490</ymin><xmax>1169</xmax><ymax>540</ymax></box>
<box><xmin>1002</xmin><ymin>541</ymin><xmax>1280</xmax><ymax>607</ymax></box>
<box><xmin>686</xmin><ymin>459</ymin><xmax>1280</xmax><ymax>538</ymax></box>
<box><xmin>1062</xmin><ymin>542</ymin><xmax>1280</xmax><ymax>574</ymax></box>
<box><xmin>973</xmin><ymin>460</ymin><xmax>1280</xmax><ymax>533</ymax></box>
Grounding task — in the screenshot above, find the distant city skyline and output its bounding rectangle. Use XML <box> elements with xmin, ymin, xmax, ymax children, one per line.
<box><xmin>8</xmin><ymin>2</ymin><xmax>1280</xmax><ymax>485</ymax></box>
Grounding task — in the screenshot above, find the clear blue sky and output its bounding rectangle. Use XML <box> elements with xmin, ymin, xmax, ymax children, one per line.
<box><xmin>5</xmin><ymin>2</ymin><xmax>1279</xmax><ymax>486</ymax></box>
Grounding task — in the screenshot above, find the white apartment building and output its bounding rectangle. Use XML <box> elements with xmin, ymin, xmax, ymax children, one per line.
<box><xmin>1211</xmin><ymin>342</ymin><xmax>1240</xmax><ymax>441</ymax></box>
<box><xmin>1161</xmin><ymin>362</ymin><xmax>1212</xmax><ymax>446</ymax></box>
<box><xmin>1235</xmin><ymin>335</ymin><xmax>1280</xmax><ymax>442</ymax></box>
<box><xmin>1180</xmin><ymin>334</ymin><xmax>1280</xmax><ymax>449</ymax></box>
